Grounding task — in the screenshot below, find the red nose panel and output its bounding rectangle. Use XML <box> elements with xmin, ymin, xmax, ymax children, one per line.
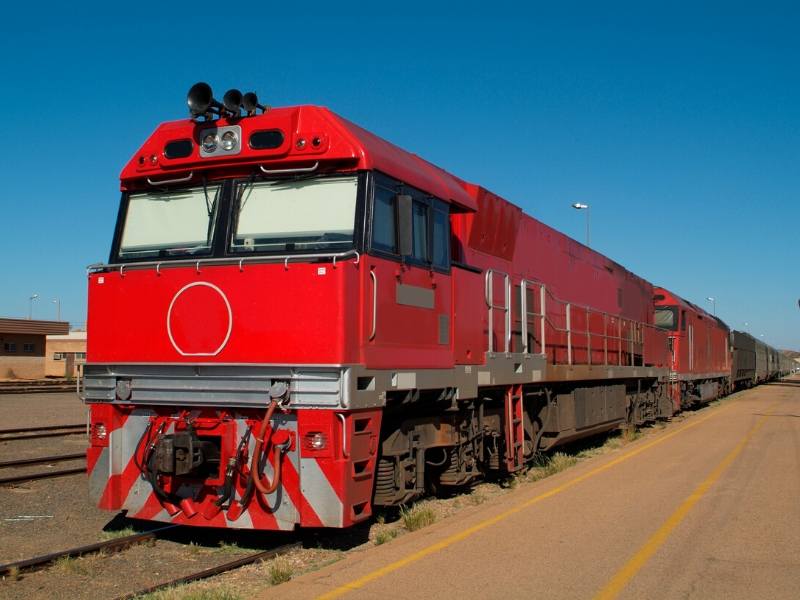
<box><xmin>167</xmin><ymin>282</ymin><xmax>232</xmax><ymax>356</ymax></box>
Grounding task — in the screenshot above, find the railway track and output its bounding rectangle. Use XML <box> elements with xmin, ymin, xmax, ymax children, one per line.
<box><xmin>116</xmin><ymin>541</ymin><xmax>302</xmax><ymax>599</ymax></box>
<box><xmin>0</xmin><ymin>526</ymin><xmax>178</xmax><ymax>576</ymax></box>
<box><xmin>0</xmin><ymin>451</ymin><xmax>87</xmax><ymax>486</ymax></box>
<box><xmin>0</xmin><ymin>423</ymin><xmax>85</xmax><ymax>442</ymax></box>
<box><xmin>0</xmin><ymin>525</ymin><xmax>300</xmax><ymax>598</ymax></box>
<box><xmin>0</xmin><ymin>380</ymin><xmax>76</xmax><ymax>394</ymax></box>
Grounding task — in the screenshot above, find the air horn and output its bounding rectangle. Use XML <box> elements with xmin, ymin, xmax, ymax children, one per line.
<box><xmin>243</xmin><ymin>92</ymin><xmax>269</xmax><ymax>116</ymax></box>
<box><xmin>222</xmin><ymin>89</ymin><xmax>243</xmax><ymax>117</ymax></box>
<box><xmin>187</xmin><ymin>82</ymin><xmax>224</xmax><ymax>119</ymax></box>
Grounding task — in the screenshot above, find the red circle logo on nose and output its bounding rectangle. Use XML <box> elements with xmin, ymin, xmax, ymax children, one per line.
<box><xmin>167</xmin><ymin>282</ymin><xmax>232</xmax><ymax>356</ymax></box>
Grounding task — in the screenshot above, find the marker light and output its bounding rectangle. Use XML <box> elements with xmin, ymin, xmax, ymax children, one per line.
<box><xmin>305</xmin><ymin>432</ymin><xmax>327</xmax><ymax>450</ymax></box>
<box><xmin>221</xmin><ymin>130</ymin><xmax>238</xmax><ymax>151</ymax></box>
<box><xmin>202</xmin><ymin>133</ymin><xmax>218</xmax><ymax>153</ymax></box>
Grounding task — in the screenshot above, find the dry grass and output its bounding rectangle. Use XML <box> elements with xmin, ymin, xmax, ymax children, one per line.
<box><xmin>100</xmin><ymin>526</ymin><xmax>137</xmax><ymax>540</ymax></box>
<box><xmin>4</xmin><ymin>566</ymin><xmax>20</xmax><ymax>581</ymax></box>
<box><xmin>621</xmin><ymin>426</ymin><xmax>642</xmax><ymax>443</ymax></box>
<box><xmin>400</xmin><ymin>504</ymin><xmax>436</xmax><ymax>531</ymax></box>
<box><xmin>268</xmin><ymin>557</ymin><xmax>294</xmax><ymax>585</ymax></box>
<box><xmin>373</xmin><ymin>528</ymin><xmax>399</xmax><ymax>545</ymax></box>
<box><xmin>139</xmin><ymin>587</ymin><xmax>243</xmax><ymax>600</ymax></box>
<box><xmin>521</xmin><ymin>452</ymin><xmax>579</xmax><ymax>483</ymax></box>
<box><xmin>215</xmin><ymin>542</ymin><xmax>248</xmax><ymax>555</ymax></box>
<box><xmin>53</xmin><ymin>555</ymin><xmax>96</xmax><ymax>576</ymax></box>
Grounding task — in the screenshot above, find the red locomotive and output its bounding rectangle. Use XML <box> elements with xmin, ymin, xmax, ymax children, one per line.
<box><xmin>653</xmin><ymin>287</ymin><xmax>731</xmax><ymax>410</ymax></box>
<box><xmin>81</xmin><ymin>83</ymin><xmax>787</xmax><ymax>531</ymax></box>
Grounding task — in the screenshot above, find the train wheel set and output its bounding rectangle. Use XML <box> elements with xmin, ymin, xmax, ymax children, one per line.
<box><xmin>78</xmin><ymin>83</ymin><xmax>795</xmax><ymax>532</ymax></box>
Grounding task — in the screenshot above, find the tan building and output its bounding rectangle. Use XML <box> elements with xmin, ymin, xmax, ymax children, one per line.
<box><xmin>46</xmin><ymin>331</ymin><xmax>88</xmax><ymax>378</ymax></box>
<box><xmin>0</xmin><ymin>318</ymin><xmax>70</xmax><ymax>379</ymax></box>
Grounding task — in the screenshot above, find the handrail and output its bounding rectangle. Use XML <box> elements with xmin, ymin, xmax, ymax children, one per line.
<box><xmin>146</xmin><ymin>172</ymin><xmax>194</xmax><ymax>186</ymax></box>
<box><xmin>87</xmin><ymin>249</ymin><xmax>361</xmax><ymax>274</ymax></box>
<box><xmin>337</xmin><ymin>413</ymin><xmax>349</xmax><ymax>458</ymax></box>
<box><xmin>485</xmin><ymin>269</ymin><xmax>511</xmax><ymax>353</ymax></box>
<box><xmin>369</xmin><ymin>270</ymin><xmax>377</xmax><ymax>341</ymax></box>
<box><xmin>259</xmin><ymin>161</ymin><xmax>319</xmax><ymax>175</ymax></box>
<box><xmin>511</xmin><ymin>274</ymin><xmax>657</xmax><ymax>368</ymax></box>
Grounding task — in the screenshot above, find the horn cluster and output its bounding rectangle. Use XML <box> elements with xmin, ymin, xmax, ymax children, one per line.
<box><xmin>187</xmin><ymin>82</ymin><xmax>269</xmax><ymax>120</ymax></box>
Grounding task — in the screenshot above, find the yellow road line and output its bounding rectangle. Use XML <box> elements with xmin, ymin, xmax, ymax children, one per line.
<box><xmin>594</xmin><ymin>400</ymin><xmax>779</xmax><ymax>600</ymax></box>
<box><xmin>318</xmin><ymin>400</ymin><xmax>741</xmax><ymax>599</ymax></box>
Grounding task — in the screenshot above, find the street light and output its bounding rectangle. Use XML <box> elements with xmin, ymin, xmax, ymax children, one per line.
<box><xmin>706</xmin><ymin>296</ymin><xmax>716</xmax><ymax>316</ymax></box>
<box><xmin>571</xmin><ymin>203</ymin><xmax>590</xmax><ymax>246</ymax></box>
<box><xmin>53</xmin><ymin>298</ymin><xmax>61</xmax><ymax>321</ymax></box>
<box><xmin>28</xmin><ymin>294</ymin><xmax>39</xmax><ymax>320</ymax></box>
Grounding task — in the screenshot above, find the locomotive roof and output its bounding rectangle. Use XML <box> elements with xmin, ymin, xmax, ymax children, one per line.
<box><xmin>120</xmin><ymin>105</ymin><xmax>478</xmax><ymax>212</ymax></box>
<box><xmin>654</xmin><ymin>286</ymin><xmax>729</xmax><ymax>329</ymax></box>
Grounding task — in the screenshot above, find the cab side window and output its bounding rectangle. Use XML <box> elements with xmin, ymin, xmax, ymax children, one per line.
<box><xmin>431</xmin><ymin>199</ymin><xmax>450</xmax><ymax>269</ymax></box>
<box><xmin>369</xmin><ymin>173</ymin><xmax>450</xmax><ymax>272</ymax></box>
<box><xmin>412</xmin><ymin>200</ymin><xmax>429</xmax><ymax>262</ymax></box>
<box><xmin>372</xmin><ymin>186</ymin><xmax>397</xmax><ymax>253</ymax></box>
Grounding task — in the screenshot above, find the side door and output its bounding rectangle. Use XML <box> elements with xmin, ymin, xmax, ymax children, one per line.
<box><xmin>362</xmin><ymin>173</ymin><xmax>453</xmax><ymax>370</ymax></box>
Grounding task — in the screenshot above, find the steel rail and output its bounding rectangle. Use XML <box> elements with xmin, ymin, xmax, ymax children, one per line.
<box><xmin>115</xmin><ymin>541</ymin><xmax>302</xmax><ymax>600</ymax></box>
<box><xmin>0</xmin><ymin>526</ymin><xmax>179</xmax><ymax>576</ymax></box>
<box><xmin>0</xmin><ymin>467</ymin><xmax>85</xmax><ymax>486</ymax></box>
<box><xmin>0</xmin><ymin>453</ymin><xmax>85</xmax><ymax>469</ymax></box>
<box><xmin>0</xmin><ymin>423</ymin><xmax>84</xmax><ymax>435</ymax></box>
<box><xmin>0</xmin><ymin>430</ymin><xmax>85</xmax><ymax>442</ymax></box>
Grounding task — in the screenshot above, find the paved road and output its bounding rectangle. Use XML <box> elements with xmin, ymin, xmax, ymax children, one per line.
<box><xmin>276</xmin><ymin>379</ymin><xmax>800</xmax><ymax>599</ymax></box>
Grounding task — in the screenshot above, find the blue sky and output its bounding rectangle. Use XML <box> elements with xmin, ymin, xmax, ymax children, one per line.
<box><xmin>1</xmin><ymin>2</ymin><xmax>798</xmax><ymax>348</ymax></box>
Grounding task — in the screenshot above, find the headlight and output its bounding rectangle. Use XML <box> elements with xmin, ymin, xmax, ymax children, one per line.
<box><xmin>221</xmin><ymin>130</ymin><xmax>238</xmax><ymax>151</ymax></box>
<box><xmin>202</xmin><ymin>133</ymin><xmax>218</xmax><ymax>153</ymax></box>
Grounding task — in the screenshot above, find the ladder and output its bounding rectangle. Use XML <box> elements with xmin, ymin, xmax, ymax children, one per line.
<box><xmin>504</xmin><ymin>384</ymin><xmax>525</xmax><ymax>472</ymax></box>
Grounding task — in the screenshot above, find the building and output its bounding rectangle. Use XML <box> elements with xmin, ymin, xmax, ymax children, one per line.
<box><xmin>46</xmin><ymin>331</ymin><xmax>87</xmax><ymax>378</ymax></box>
<box><xmin>46</xmin><ymin>331</ymin><xmax>88</xmax><ymax>378</ymax></box>
<box><xmin>0</xmin><ymin>318</ymin><xmax>70</xmax><ymax>379</ymax></box>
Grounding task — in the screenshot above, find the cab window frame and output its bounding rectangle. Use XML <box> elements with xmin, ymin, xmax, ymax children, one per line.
<box><xmin>367</xmin><ymin>171</ymin><xmax>451</xmax><ymax>274</ymax></box>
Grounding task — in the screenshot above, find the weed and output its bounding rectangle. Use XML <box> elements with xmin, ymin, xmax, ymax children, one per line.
<box><xmin>400</xmin><ymin>505</ymin><xmax>436</xmax><ymax>531</ymax></box>
<box><xmin>138</xmin><ymin>587</ymin><xmax>243</xmax><ymax>600</ymax></box>
<box><xmin>621</xmin><ymin>426</ymin><xmax>641</xmax><ymax>443</ymax></box>
<box><xmin>5</xmin><ymin>566</ymin><xmax>20</xmax><ymax>581</ymax></box>
<box><xmin>374</xmin><ymin>528</ymin><xmax>399</xmax><ymax>545</ymax></box>
<box><xmin>522</xmin><ymin>452</ymin><xmax>579</xmax><ymax>482</ymax></box>
<box><xmin>54</xmin><ymin>555</ymin><xmax>94</xmax><ymax>576</ymax></box>
<box><xmin>101</xmin><ymin>526</ymin><xmax>137</xmax><ymax>540</ymax></box>
<box><xmin>215</xmin><ymin>541</ymin><xmax>245</xmax><ymax>554</ymax></box>
<box><xmin>546</xmin><ymin>452</ymin><xmax>578</xmax><ymax>474</ymax></box>
<box><xmin>268</xmin><ymin>557</ymin><xmax>294</xmax><ymax>585</ymax></box>
<box><xmin>468</xmin><ymin>490</ymin><xmax>487</xmax><ymax>505</ymax></box>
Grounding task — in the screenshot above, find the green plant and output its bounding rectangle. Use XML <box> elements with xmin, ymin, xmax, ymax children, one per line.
<box><xmin>400</xmin><ymin>505</ymin><xmax>436</xmax><ymax>531</ymax></box>
<box><xmin>54</xmin><ymin>556</ymin><xmax>93</xmax><ymax>576</ymax></box>
<box><xmin>268</xmin><ymin>557</ymin><xmax>294</xmax><ymax>585</ymax></box>
<box><xmin>100</xmin><ymin>526</ymin><xmax>137</xmax><ymax>540</ymax></box>
<box><xmin>374</xmin><ymin>528</ymin><xmax>399</xmax><ymax>545</ymax></box>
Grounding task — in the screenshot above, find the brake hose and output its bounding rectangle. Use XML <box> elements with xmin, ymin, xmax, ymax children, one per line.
<box><xmin>250</xmin><ymin>400</ymin><xmax>284</xmax><ymax>495</ymax></box>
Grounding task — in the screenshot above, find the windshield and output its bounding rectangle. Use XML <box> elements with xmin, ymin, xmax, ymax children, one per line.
<box><xmin>118</xmin><ymin>184</ymin><xmax>220</xmax><ymax>259</ymax></box>
<box><xmin>231</xmin><ymin>176</ymin><xmax>357</xmax><ymax>253</ymax></box>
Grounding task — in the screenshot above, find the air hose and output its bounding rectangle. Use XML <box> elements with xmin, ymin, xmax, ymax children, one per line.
<box><xmin>249</xmin><ymin>400</ymin><xmax>291</xmax><ymax>496</ymax></box>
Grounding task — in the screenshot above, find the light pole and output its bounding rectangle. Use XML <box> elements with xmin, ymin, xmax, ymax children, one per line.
<box><xmin>28</xmin><ymin>294</ymin><xmax>39</xmax><ymax>320</ymax></box>
<box><xmin>53</xmin><ymin>298</ymin><xmax>61</xmax><ymax>321</ymax></box>
<box><xmin>571</xmin><ymin>203</ymin><xmax>590</xmax><ymax>246</ymax></box>
<box><xmin>706</xmin><ymin>296</ymin><xmax>716</xmax><ymax>316</ymax></box>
